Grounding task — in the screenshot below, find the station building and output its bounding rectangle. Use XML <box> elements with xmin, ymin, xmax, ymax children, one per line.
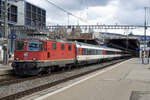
<box><xmin>12</xmin><ymin>0</ymin><xmax>46</xmax><ymax>39</ymax></box>
<box><xmin>13</xmin><ymin>0</ymin><xmax>46</xmax><ymax>28</ymax></box>
<box><xmin>0</xmin><ymin>0</ymin><xmax>18</xmax><ymax>26</ymax></box>
<box><xmin>0</xmin><ymin>0</ymin><xmax>46</xmax><ymax>36</ymax></box>
<box><xmin>0</xmin><ymin>0</ymin><xmax>46</xmax><ymax>58</ymax></box>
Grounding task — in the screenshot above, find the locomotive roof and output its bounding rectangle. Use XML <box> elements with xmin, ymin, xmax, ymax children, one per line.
<box><xmin>16</xmin><ymin>39</ymin><xmax>76</xmax><ymax>45</ymax></box>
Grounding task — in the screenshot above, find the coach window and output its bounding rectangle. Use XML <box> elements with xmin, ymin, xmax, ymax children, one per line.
<box><xmin>87</xmin><ymin>49</ymin><xmax>89</xmax><ymax>55</ymax></box>
<box><xmin>94</xmin><ymin>50</ymin><xmax>96</xmax><ymax>55</ymax></box>
<box><xmin>84</xmin><ymin>49</ymin><xmax>87</xmax><ymax>55</ymax></box>
<box><xmin>90</xmin><ymin>49</ymin><xmax>92</xmax><ymax>55</ymax></box>
<box><xmin>82</xmin><ymin>48</ymin><xmax>85</xmax><ymax>55</ymax></box>
<box><xmin>78</xmin><ymin>48</ymin><xmax>80</xmax><ymax>55</ymax></box>
<box><xmin>52</xmin><ymin>43</ymin><xmax>56</xmax><ymax>50</ymax></box>
<box><xmin>93</xmin><ymin>50</ymin><xmax>96</xmax><ymax>55</ymax></box>
<box><xmin>106</xmin><ymin>51</ymin><xmax>110</xmax><ymax>55</ymax></box>
<box><xmin>68</xmin><ymin>45</ymin><xmax>71</xmax><ymax>51</ymax></box>
<box><xmin>85</xmin><ymin>49</ymin><xmax>88</xmax><ymax>55</ymax></box>
<box><xmin>98</xmin><ymin>50</ymin><xmax>100</xmax><ymax>55</ymax></box>
<box><xmin>96</xmin><ymin>50</ymin><xmax>98</xmax><ymax>55</ymax></box>
<box><xmin>61</xmin><ymin>44</ymin><xmax>65</xmax><ymax>51</ymax></box>
<box><xmin>107</xmin><ymin>51</ymin><xmax>114</xmax><ymax>55</ymax></box>
<box><xmin>99</xmin><ymin>50</ymin><xmax>102</xmax><ymax>55</ymax></box>
<box><xmin>89</xmin><ymin>49</ymin><xmax>92</xmax><ymax>55</ymax></box>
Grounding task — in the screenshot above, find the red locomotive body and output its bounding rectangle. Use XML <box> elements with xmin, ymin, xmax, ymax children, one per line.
<box><xmin>14</xmin><ymin>40</ymin><xmax>76</xmax><ymax>61</ymax></box>
<box><xmin>12</xmin><ymin>39</ymin><xmax>76</xmax><ymax>76</ymax></box>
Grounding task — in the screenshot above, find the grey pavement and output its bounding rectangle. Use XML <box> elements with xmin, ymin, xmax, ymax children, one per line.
<box><xmin>36</xmin><ymin>58</ymin><xmax>150</xmax><ymax>100</ymax></box>
<box><xmin>0</xmin><ymin>62</ymin><xmax>12</xmax><ymax>75</ymax></box>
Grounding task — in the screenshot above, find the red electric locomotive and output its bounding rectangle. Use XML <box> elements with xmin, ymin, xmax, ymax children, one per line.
<box><xmin>12</xmin><ymin>39</ymin><xmax>77</xmax><ymax>76</ymax></box>
<box><xmin>12</xmin><ymin>39</ymin><xmax>126</xmax><ymax>76</ymax></box>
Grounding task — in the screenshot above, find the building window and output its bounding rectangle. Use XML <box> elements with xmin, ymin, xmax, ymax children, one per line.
<box><xmin>25</xmin><ymin>2</ymin><xmax>46</xmax><ymax>27</ymax></box>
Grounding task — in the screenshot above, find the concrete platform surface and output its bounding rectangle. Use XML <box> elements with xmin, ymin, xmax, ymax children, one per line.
<box><xmin>34</xmin><ymin>58</ymin><xmax>150</xmax><ymax>100</ymax></box>
<box><xmin>0</xmin><ymin>63</ymin><xmax>12</xmax><ymax>75</ymax></box>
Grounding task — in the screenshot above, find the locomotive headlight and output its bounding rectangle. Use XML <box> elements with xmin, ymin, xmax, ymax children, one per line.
<box><xmin>33</xmin><ymin>58</ymin><xmax>37</xmax><ymax>61</ymax></box>
<box><xmin>16</xmin><ymin>58</ymin><xmax>19</xmax><ymax>61</ymax></box>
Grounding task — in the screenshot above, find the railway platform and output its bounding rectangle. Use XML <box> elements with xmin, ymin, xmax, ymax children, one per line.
<box><xmin>32</xmin><ymin>58</ymin><xmax>150</xmax><ymax>100</ymax></box>
<box><xmin>0</xmin><ymin>61</ymin><xmax>12</xmax><ymax>75</ymax></box>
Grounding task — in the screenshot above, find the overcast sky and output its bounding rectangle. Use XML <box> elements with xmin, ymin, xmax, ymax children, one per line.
<box><xmin>26</xmin><ymin>0</ymin><xmax>150</xmax><ymax>35</ymax></box>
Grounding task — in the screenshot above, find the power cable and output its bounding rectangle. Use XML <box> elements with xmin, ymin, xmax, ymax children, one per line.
<box><xmin>44</xmin><ymin>0</ymin><xmax>88</xmax><ymax>23</ymax></box>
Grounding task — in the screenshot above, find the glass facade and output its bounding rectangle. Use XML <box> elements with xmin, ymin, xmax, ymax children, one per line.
<box><xmin>25</xmin><ymin>2</ymin><xmax>46</xmax><ymax>28</ymax></box>
<box><xmin>0</xmin><ymin>0</ymin><xmax>17</xmax><ymax>24</ymax></box>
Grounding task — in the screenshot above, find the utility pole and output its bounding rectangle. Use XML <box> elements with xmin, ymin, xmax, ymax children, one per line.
<box><xmin>3</xmin><ymin>0</ymin><xmax>9</xmax><ymax>64</ymax></box>
<box><xmin>144</xmin><ymin>7</ymin><xmax>147</xmax><ymax>54</ymax></box>
<box><xmin>126</xmin><ymin>30</ymin><xmax>129</xmax><ymax>52</ymax></box>
<box><xmin>142</xmin><ymin>7</ymin><xmax>149</xmax><ymax>64</ymax></box>
<box><xmin>67</xmin><ymin>13</ymin><xmax>70</xmax><ymax>26</ymax></box>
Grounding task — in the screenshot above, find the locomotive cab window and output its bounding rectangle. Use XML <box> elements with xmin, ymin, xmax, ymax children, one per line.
<box><xmin>61</xmin><ymin>44</ymin><xmax>65</xmax><ymax>51</ymax></box>
<box><xmin>15</xmin><ymin>41</ymin><xmax>25</xmax><ymax>51</ymax></box>
<box><xmin>68</xmin><ymin>45</ymin><xmax>71</xmax><ymax>51</ymax></box>
<box><xmin>28</xmin><ymin>41</ymin><xmax>43</xmax><ymax>51</ymax></box>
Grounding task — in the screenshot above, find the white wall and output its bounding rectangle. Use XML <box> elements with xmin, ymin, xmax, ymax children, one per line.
<box><xmin>13</xmin><ymin>1</ymin><xmax>25</xmax><ymax>25</ymax></box>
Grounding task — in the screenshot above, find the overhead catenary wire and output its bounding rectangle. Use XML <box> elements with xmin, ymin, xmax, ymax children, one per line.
<box><xmin>44</xmin><ymin>0</ymin><xmax>88</xmax><ymax>23</ymax></box>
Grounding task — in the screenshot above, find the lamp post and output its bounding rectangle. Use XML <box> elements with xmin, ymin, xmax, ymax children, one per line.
<box><xmin>142</xmin><ymin>7</ymin><xmax>149</xmax><ymax>64</ymax></box>
<box><xmin>67</xmin><ymin>13</ymin><xmax>70</xmax><ymax>26</ymax></box>
<box><xmin>3</xmin><ymin>0</ymin><xmax>9</xmax><ymax>64</ymax></box>
<box><xmin>144</xmin><ymin>7</ymin><xmax>147</xmax><ymax>53</ymax></box>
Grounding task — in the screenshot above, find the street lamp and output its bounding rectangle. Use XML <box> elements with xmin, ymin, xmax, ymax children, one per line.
<box><xmin>142</xmin><ymin>7</ymin><xmax>149</xmax><ymax>64</ymax></box>
<box><xmin>144</xmin><ymin>7</ymin><xmax>147</xmax><ymax>52</ymax></box>
<box><xmin>3</xmin><ymin>0</ymin><xmax>9</xmax><ymax>65</ymax></box>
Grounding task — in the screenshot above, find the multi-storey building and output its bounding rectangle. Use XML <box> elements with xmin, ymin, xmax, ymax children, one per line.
<box><xmin>0</xmin><ymin>0</ymin><xmax>46</xmax><ymax>28</ymax></box>
<box><xmin>13</xmin><ymin>0</ymin><xmax>46</xmax><ymax>28</ymax></box>
<box><xmin>0</xmin><ymin>0</ymin><xmax>46</xmax><ymax>56</ymax></box>
<box><xmin>0</xmin><ymin>0</ymin><xmax>18</xmax><ymax>25</ymax></box>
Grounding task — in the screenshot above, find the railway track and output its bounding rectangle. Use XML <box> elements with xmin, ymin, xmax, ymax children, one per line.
<box><xmin>0</xmin><ymin>66</ymin><xmax>81</xmax><ymax>87</ymax></box>
<box><xmin>0</xmin><ymin>58</ymin><xmax>129</xmax><ymax>100</ymax></box>
<box><xmin>0</xmin><ymin>74</ymin><xmax>19</xmax><ymax>84</ymax></box>
<box><xmin>0</xmin><ymin>73</ymin><xmax>51</xmax><ymax>87</ymax></box>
